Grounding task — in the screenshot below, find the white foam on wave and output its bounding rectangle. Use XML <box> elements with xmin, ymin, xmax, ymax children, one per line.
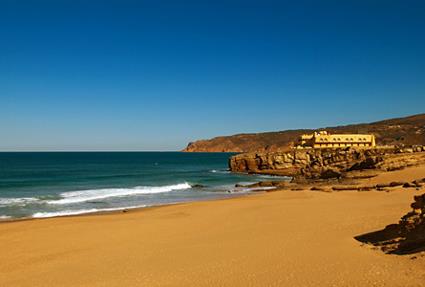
<box><xmin>230</xmin><ymin>184</ymin><xmax>277</xmax><ymax>193</ymax></box>
<box><xmin>0</xmin><ymin>197</ymin><xmax>39</xmax><ymax>206</ymax></box>
<box><xmin>0</xmin><ymin>215</ymin><xmax>12</xmax><ymax>219</ymax></box>
<box><xmin>47</xmin><ymin>182</ymin><xmax>192</xmax><ymax>205</ymax></box>
<box><xmin>210</xmin><ymin>169</ymin><xmax>230</xmax><ymax>174</ymax></box>
<box><xmin>32</xmin><ymin>205</ymin><xmax>146</xmax><ymax>218</ymax></box>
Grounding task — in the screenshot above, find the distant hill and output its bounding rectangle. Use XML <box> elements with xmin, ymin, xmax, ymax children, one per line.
<box><xmin>182</xmin><ymin>113</ymin><xmax>425</xmax><ymax>152</ymax></box>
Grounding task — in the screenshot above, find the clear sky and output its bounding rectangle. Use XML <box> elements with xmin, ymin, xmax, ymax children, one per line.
<box><xmin>1</xmin><ymin>0</ymin><xmax>424</xmax><ymax>151</ymax></box>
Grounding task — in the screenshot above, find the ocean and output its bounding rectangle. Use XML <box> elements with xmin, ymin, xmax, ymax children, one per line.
<box><xmin>0</xmin><ymin>152</ymin><xmax>286</xmax><ymax>220</ymax></box>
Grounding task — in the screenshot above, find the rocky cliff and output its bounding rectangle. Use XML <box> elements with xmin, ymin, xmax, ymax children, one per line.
<box><xmin>183</xmin><ymin>113</ymin><xmax>425</xmax><ymax>152</ymax></box>
<box><xmin>229</xmin><ymin>146</ymin><xmax>425</xmax><ymax>180</ymax></box>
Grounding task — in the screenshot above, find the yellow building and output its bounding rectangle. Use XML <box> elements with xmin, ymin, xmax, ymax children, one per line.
<box><xmin>298</xmin><ymin>131</ymin><xmax>376</xmax><ymax>149</ymax></box>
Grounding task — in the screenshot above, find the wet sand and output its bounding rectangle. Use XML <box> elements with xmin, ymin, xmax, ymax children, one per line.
<box><xmin>1</xmin><ymin>166</ymin><xmax>425</xmax><ymax>286</ymax></box>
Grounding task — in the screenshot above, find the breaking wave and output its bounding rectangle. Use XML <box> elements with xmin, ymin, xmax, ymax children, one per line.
<box><xmin>47</xmin><ymin>182</ymin><xmax>192</xmax><ymax>205</ymax></box>
<box><xmin>230</xmin><ymin>185</ymin><xmax>277</xmax><ymax>193</ymax></box>
<box><xmin>210</xmin><ymin>169</ymin><xmax>231</xmax><ymax>174</ymax></box>
<box><xmin>32</xmin><ymin>205</ymin><xmax>146</xmax><ymax>218</ymax></box>
<box><xmin>0</xmin><ymin>197</ymin><xmax>39</xmax><ymax>206</ymax></box>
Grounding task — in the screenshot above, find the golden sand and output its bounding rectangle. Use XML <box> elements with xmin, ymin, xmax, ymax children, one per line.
<box><xmin>1</xmin><ymin>166</ymin><xmax>425</xmax><ymax>286</ymax></box>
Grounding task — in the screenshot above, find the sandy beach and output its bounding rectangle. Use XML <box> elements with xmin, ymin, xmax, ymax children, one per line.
<box><xmin>1</xmin><ymin>166</ymin><xmax>425</xmax><ymax>287</ymax></box>
<box><xmin>3</xmin><ymin>0</ymin><xmax>424</xmax><ymax>285</ymax></box>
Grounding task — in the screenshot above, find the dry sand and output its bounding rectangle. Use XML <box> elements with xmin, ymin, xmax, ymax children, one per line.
<box><xmin>1</xmin><ymin>166</ymin><xmax>425</xmax><ymax>286</ymax></box>
<box><xmin>365</xmin><ymin>164</ymin><xmax>425</xmax><ymax>185</ymax></box>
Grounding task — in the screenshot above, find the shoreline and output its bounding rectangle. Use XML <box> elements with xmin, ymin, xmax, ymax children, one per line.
<box><xmin>1</xmin><ymin>163</ymin><xmax>424</xmax><ymax>223</ymax></box>
<box><xmin>1</xmin><ymin>165</ymin><xmax>425</xmax><ymax>286</ymax></box>
<box><xmin>0</xmin><ymin>191</ymin><xmax>258</xmax><ymax>224</ymax></box>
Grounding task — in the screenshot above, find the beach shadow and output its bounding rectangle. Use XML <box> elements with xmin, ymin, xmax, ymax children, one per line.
<box><xmin>355</xmin><ymin>224</ymin><xmax>425</xmax><ymax>255</ymax></box>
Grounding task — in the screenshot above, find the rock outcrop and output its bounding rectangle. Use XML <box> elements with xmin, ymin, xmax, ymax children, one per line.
<box><xmin>229</xmin><ymin>147</ymin><xmax>425</xmax><ymax>180</ymax></box>
<box><xmin>183</xmin><ymin>113</ymin><xmax>425</xmax><ymax>152</ymax></box>
<box><xmin>356</xmin><ymin>184</ymin><xmax>425</xmax><ymax>254</ymax></box>
<box><xmin>236</xmin><ymin>178</ymin><xmax>423</xmax><ymax>193</ymax></box>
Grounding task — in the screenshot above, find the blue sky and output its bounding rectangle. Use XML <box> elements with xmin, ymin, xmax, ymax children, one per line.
<box><xmin>1</xmin><ymin>0</ymin><xmax>424</xmax><ymax>151</ymax></box>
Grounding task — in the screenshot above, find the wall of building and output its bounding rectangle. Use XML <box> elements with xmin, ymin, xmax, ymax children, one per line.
<box><xmin>298</xmin><ymin>132</ymin><xmax>376</xmax><ymax>149</ymax></box>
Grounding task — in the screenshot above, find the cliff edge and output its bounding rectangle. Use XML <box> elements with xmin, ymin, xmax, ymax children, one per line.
<box><xmin>229</xmin><ymin>146</ymin><xmax>425</xmax><ymax>180</ymax></box>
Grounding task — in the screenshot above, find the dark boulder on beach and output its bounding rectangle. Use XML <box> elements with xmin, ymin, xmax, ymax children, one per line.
<box><xmin>355</xmin><ymin>191</ymin><xmax>425</xmax><ymax>254</ymax></box>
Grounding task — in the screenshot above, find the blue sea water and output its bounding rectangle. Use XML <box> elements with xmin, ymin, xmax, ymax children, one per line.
<box><xmin>0</xmin><ymin>152</ymin><xmax>286</xmax><ymax>219</ymax></box>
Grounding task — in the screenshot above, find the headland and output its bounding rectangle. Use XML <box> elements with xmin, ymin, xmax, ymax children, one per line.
<box><xmin>2</xmin><ymin>113</ymin><xmax>425</xmax><ymax>286</ymax></box>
